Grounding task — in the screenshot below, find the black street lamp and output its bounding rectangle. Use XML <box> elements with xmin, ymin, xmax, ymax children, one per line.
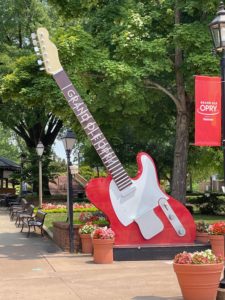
<box><xmin>62</xmin><ymin>129</ymin><xmax>76</xmax><ymax>253</ymax></box>
<box><xmin>209</xmin><ymin>1</ymin><xmax>225</xmax><ymax>289</ymax></box>
<box><xmin>36</xmin><ymin>141</ymin><xmax>44</xmax><ymax>208</ymax></box>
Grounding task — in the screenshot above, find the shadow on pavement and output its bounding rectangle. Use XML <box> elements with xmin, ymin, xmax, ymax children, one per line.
<box><xmin>133</xmin><ymin>297</ymin><xmax>182</xmax><ymax>300</ymax></box>
<box><xmin>0</xmin><ymin>231</ymin><xmax>61</xmax><ymax>260</ymax></box>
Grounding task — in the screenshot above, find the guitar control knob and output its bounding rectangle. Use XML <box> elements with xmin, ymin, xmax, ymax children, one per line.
<box><xmin>169</xmin><ymin>214</ymin><xmax>174</xmax><ymax>220</ymax></box>
<box><xmin>178</xmin><ymin>228</ymin><xmax>185</xmax><ymax>236</ymax></box>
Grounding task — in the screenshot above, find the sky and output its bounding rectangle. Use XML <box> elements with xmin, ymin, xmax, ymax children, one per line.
<box><xmin>53</xmin><ymin>140</ymin><xmax>67</xmax><ymax>160</ymax></box>
<box><xmin>53</xmin><ymin>140</ymin><xmax>76</xmax><ymax>162</ymax></box>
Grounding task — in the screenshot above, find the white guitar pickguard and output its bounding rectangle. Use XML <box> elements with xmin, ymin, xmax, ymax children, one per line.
<box><xmin>109</xmin><ymin>154</ymin><xmax>168</xmax><ymax>239</ymax></box>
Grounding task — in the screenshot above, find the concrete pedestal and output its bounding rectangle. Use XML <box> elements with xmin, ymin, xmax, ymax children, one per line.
<box><xmin>113</xmin><ymin>242</ymin><xmax>211</xmax><ymax>260</ymax></box>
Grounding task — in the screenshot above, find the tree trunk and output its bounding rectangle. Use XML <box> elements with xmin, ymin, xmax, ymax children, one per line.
<box><xmin>171</xmin><ymin>2</ymin><xmax>191</xmax><ymax>203</ymax></box>
<box><xmin>171</xmin><ymin>107</ymin><xmax>190</xmax><ymax>203</ymax></box>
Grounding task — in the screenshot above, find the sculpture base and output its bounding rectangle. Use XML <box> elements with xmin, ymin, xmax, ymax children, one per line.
<box><xmin>113</xmin><ymin>242</ymin><xmax>210</xmax><ymax>261</ymax></box>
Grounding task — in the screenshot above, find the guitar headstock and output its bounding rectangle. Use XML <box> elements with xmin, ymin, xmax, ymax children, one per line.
<box><xmin>31</xmin><ymin>27</ymin><xmax>62</xmax><ymax>75</ymax></box>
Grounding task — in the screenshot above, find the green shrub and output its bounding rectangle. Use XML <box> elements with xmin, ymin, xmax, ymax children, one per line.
<box><xmin>199</xmin><ymin>194</ymin><xmax>225</xmax><ymax>215</ymax></box>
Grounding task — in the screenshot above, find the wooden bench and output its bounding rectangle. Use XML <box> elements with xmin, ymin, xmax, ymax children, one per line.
<box><xmin>15</xmin><ymin>204</ymin><xmax>35</xmax><ymax>227</ymax></box>
<box><xmin>21</xmin><ymin>210</ymin><xmax>47</xmax><ymax>237</ymax></box>
<box><xmin>10</xmin><ymin>198</ymin><xmax>28</xmax><ymax>220</ymax></box>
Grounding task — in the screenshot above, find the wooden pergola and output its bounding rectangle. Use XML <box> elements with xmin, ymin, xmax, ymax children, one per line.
<box><xmin>0</xmin><ymin>157</ymin><xmax>20</xmax><ymax>194</ymax></box>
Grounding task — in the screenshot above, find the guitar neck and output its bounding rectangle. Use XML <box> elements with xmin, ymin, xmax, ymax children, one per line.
<box><xmin>53</xmin><ymin>69</ymin><xmax>132</xmax><ymax>191</ymax></box>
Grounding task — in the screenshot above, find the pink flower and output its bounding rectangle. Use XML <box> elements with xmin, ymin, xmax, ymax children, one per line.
<box><xmin>174</xmin><ymin>252</ymin><xmax>192</xmax><ymax>264</ymax></box>
<box><xmin>92</xmin><ymin>227</ymin><xmax>115</xmax><ymax>240</ymax></box>
<box><xmin>174</xmin><ymin>250</ymin><xmax>223</xmax><ymax>264</ymax></box>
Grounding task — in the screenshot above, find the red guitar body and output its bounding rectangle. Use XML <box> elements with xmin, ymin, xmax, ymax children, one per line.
<box><xmin>86</xmin><ymin>152</ymin><xmax>196</xmax><ymax>245</ymax></box>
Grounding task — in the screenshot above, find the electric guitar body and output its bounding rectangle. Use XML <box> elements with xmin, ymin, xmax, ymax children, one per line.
<box><xmin>32</xmin><ymin>27</ymin><xmax>196</xmax><ymax>246</ymax></box>
<box><xmin>86</xmin><ymin>152</ymin><xmax>196</xmax><ymax>245</ymax></box>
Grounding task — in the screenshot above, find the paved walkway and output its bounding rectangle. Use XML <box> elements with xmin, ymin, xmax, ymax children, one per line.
<box><xmin>0</xmin><ymin>207</ymin><xmax>182</xmax><ymax>300</ymax></box>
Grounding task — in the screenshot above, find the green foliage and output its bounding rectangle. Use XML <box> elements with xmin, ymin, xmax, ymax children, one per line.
<box><xmin>0</xmin><ymin>124</ymin><xmax>21</xmax><ymax>162</ymax></box>
<box><xmin>188</xmin><ymin>148</ymin><xmax>223</xmax><ymax>183</ymax></box>
<box><xmin>79</xmin><ymin>165</ymin><xmax>106</xmax><ymax>180</ymax></box>
<box><xmin>187</xmin><ymin>194</ymin><xmax>225</xmax><ymax>215</ymax></box>
<box><xmin>0</xmin><ymin>0</ymin><xmax>51</xmax><ymax>48</ymax></box>
<box><xmin>199</xmin><ymin>194</ymin><xmax>225</xmax><ymax>215</ymax></box>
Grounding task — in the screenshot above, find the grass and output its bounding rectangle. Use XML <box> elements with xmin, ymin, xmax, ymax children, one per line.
<box><xmin>44</xmin><ymin>212</ymin><xmax>68</xmax><ymax>232</ymax></box>
<box><xmin>193</xmin><ymin>214</ymin><xmax>225</xmax><ymax>223</ymax></box>
<box><xmin>44</xmin><ymin>212</ymin><xmax>225</xmax><ymax>233</ymax></box>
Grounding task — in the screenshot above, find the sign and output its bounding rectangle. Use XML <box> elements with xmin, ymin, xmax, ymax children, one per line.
<box><xmin>195</xmin><ymin>75</ymin><xmax>221</xmax><ymax>146</ymax></box>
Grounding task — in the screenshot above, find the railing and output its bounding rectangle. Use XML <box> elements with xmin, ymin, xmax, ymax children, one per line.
<box><xmin>74</xmin><ymin>173</ymin><xmax>87</xmax><ymax>187</ymax></box>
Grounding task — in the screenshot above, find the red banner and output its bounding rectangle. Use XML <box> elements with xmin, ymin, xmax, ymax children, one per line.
<box><xmin>195</xmin><ymin>75</ymin><xmax>221</xmax><ymax>146</ymax></box>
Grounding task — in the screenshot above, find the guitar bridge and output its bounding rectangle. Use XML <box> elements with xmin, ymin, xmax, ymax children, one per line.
<box><xmin>158</xmin><ymin>198</ymin><xmax>186</xmax><ymax>237</ymax></box>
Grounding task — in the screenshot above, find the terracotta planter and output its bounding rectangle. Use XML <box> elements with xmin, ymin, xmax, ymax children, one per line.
<box><xmin>209</xmin><ymin>235</ymin><xmax>225</xmax><ymax>259</ymax></box>
<box><xmin>80</xmin><ymin>234</ymin><xmax>93</xmax><ymax>254</ymax></box>
<box><xmin>93</xmin><ymin>238</ymin><xmax>114</xmax><ymax>264</ymax></box>
<box><xmin>196</xmin><ymin>232</ymin><xmax>210</xmax><ymax>243</ymax></box>
<box><xmin>173</xmin><ymin>262</ymin><xmax>224</xmax><ymax>300</ymax></box>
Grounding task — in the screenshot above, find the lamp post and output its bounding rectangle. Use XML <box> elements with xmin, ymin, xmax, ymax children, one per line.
<box><xmin>62</xmin><ymin>129</ymin><xmax>76</xmax><ymax>253</ymax></box>
<box><xmin>209</xmin><ymin>1</ymin><xmax>225</xmax><ymax>289</ymax></box>
<box><xmin>36</xmin><ymin>141</ymin><xmax>44</xmax><ymax>209</ymax></box>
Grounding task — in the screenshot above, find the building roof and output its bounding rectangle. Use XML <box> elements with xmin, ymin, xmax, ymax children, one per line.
<box><xmin>0</xmin><ymin>157</ymin><xmax>20</xmax><ymax>170</ymax></box>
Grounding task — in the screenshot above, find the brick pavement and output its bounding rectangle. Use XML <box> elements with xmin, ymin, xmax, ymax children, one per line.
<box><xmin>0</xmin><ymin>207</ymin><xmax>183</xmax><ymax>300</ymax></box>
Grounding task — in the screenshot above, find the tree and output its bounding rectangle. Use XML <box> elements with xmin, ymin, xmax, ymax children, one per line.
<box><xmin>51</xmin><ymin>18</ymin><xmax>177</xmax><ymax>181</ymax></box>
<box><xmin>48</xmin><ymin>0</ymin><xmax>221</xmax><ymax>202</ymax></box>
<box><xmin>0</xmin><ymin>55</ymin><xmax>64</xmax><ymax>194</ymax></box>
<box><xmin>0</xmin><ymin>0</ymin><xmax>64</xmax><ymax>194</ymax></box>
<box><xmin>0</xmin><ymin>124</ymin><xmax>21</xmax><ymax>161</ymax></box>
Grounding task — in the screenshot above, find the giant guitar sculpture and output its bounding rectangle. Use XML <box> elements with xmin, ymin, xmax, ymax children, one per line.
<box><xmin>32</xmin><ymin>28</ymin><xmax>196</xmax><ymax>245</ymax></box>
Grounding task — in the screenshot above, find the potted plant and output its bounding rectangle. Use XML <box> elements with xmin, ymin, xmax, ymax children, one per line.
<box><xmin>208</xmin><ymin>221</ymin><xmax>225</xmax><ymax>259</ymax></box>
<box><xmin>79</xmin><ymin>222</ymin><xmax>97</xmax><ymax>254</ymax></box>
<box><xmin>173</xmin><ymin>249</ymin><xmax>223</xmax><ymax>300</ymax></box>
<box><xmin>91</xmin><ymin>226</ymin><xmax>115</xmax><ymax>264</ymax></box>
<box><xmin>195</xmin><ymin>220</ymin><xmax>209</xmax><ymax>243</ymax></box>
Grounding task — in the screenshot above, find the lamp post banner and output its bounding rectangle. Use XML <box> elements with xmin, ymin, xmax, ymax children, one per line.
<box><xmin>195</xmin><ymin>75</ymin><xmax>221</xmax><ymax>146</ymax></box>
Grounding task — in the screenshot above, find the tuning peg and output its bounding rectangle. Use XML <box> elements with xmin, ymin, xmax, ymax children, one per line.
<box><xmin>31</xmin><ymin>39</ymin><xmax>38</xmax><ymax>46</ymax></box>
<box><xmin>31</xmin><ymin>33</ymin><xmax>36</xmax><ymax>39</ymax></box>
<box><xmin>32</xmin><ymin>39</ymin><xmax>38</xmax><ymax>46</ymax></box>
<box><xmin>34</xmin><ymin>46</ymin><xmax>40</xmax><ymax>53</ymax></box>
<box><xmin>37</xmin><ymin>59</ymin><xmax>43</xmax><ymax>66</ymax></box>
<box><xmin>34</xmin><ymin>46</ymin><xmax>41</xmax><ymax>56</ymax></box>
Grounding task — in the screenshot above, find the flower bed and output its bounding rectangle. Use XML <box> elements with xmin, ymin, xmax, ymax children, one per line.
<box><xmin>41</xmin><ymin>202</ymin><xmax>98</xmax><ymax>213</ymax></box>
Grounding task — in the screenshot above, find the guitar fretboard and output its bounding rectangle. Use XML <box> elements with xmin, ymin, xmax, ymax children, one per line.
<box><xmin>54</xmin><ymin>70</ymin><xmax>132</xmax><ymax>191</ymax></box>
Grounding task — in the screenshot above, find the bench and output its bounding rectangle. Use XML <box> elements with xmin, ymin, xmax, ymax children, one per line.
<box><xmin>5</xmin><ymin>194</ymin><xmax>20</xmax><ymax>207</ymax></box>
<box><xmin>21</xmin><ymin>210</ymin><xmax>47</xmax><ymax>237</ymax></box>
<box><xmin>15</xmin><ymin>204</ymin><xmax>35</xmax><ymax>227</ymax></box>
<box><xmin>10</xmin><ymin>198</ymin><xmax>28</xmax><ymax>220</ymax></box>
